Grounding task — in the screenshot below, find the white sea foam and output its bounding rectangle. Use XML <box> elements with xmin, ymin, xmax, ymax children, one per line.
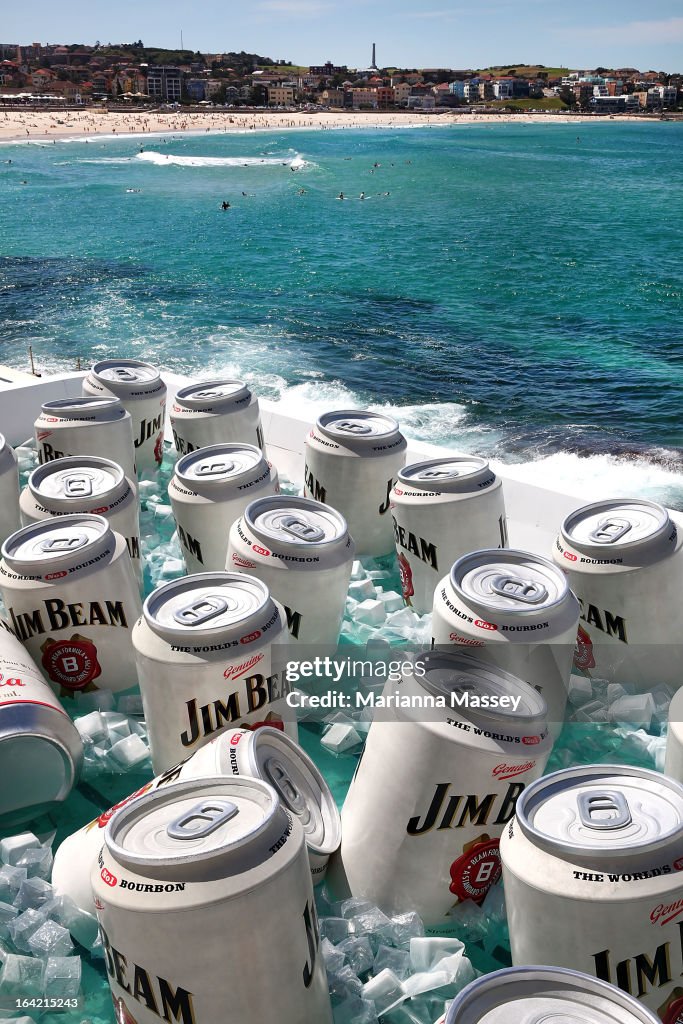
<box><xmin>135</xmin><ymin>151</ymin><xmax>313</xmax><ymax>168</ymax></box>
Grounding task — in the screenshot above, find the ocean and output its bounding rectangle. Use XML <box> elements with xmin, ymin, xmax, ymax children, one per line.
<box><xmin>2</xmin><ymin>120</ymin><xmax>683</xmax><ymax>504</ymax></box>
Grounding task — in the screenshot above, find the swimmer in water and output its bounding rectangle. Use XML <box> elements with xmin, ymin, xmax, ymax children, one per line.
<box><xmin>338</xmin><ymin>192</ymin><xmax>344</xmax><ymax>200</ymax></box>
<box><xmin>359</xmin><ymin>192</ymin><xmax>365</xmax><ymax>200</ymax></box>
<box><xmin>221</xmin><ymin>201</ymin><xmax>230</xmax><ymax>210</ymax></box>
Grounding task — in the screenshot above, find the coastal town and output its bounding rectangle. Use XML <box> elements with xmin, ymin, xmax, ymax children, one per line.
<box><xmin>0</xmin><ymin>41</ymin><xmax>681</xmax><ymax>115</ymax></box>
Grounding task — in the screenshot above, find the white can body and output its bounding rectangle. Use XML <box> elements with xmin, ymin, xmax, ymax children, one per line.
<box><xmin>0</xmin><ymin>515</ymin><xmax>142</xmax><ymax>698</ymax></box>
<box><xmin>133</xmin><ymin>573</ymin><xmax>295</xmax><ymax>774</ymax></box>
<box><xmin>501</xmin><ymin>765</ymin><xmax>683</xmax><ymax>1020</ymax></box>
<box><xmin>34</xmin><ymin>397</ymin><xmax>136</xmax><ymax>482</ymax></box>
<box><xmin>304</xmin><ymin>410</ymin><xmax>407</xmax><ymax>557</ymax></box>
<box><xmin>168</xmin><ymin>444</ymin><xmax>279</xmax><ymax>574</ymax></box>
<box><xmin>553</xmin><ymin>500</ymin><xmax>683</xmax><ymax>690</ymax></box>
<box><xmin>20</xmin><ymin>457</ymin><xmax>142</xmax><ymax>587</ymax></box>
<box><xmin>0</xmin><ymin>622</ymin><xmax>83</xmax><ymax>824</ymax></box>
<box><xmin>0</xmin><ymin>436</ymin><xmax>20</xmax><ymax>551</ymax></box>
<box><xmin>53</xmin><ymin>726</ymin><xmax>340</xmax><ymax>912</ymax></box>
<box><xmin>334</xmin><ymin>653</ymin><xmax>552</xmax><ymax>932</ymax></box>
<box><xmin>92</xmin><ymin>777</ymin><xmax>333</xmax><ymax>1024</ymax></box>
<box><xmin>432</xmin><ymin>550</ymin><xmax>579</xmax><ymax>736</ymax></box>
<box><xmin>83</xmin><ymin>360</ymin><xmax>167</xmax><ymax>473</ymax></box>
<box><xmin>391</xmin><ymin>457</ymin><xmax>507</xmax><ymax>615</ymax></box>
<box><xmin>227</xmin><ymin>496</ymin><xmax>354</xmax><ymax>646</ymax></box>
<box><xmin>170</xmin><ymin>379</ymin><xmax>264</xmax><ymax>455</ymax></box>
<box><xmin>665</xmin><ymin>687</ymin><xmax>683</xmax><ymax>785</ymax></box>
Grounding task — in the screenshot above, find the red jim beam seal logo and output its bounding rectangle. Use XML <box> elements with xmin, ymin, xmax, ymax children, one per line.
<box><xmin>154</xmin><ymin>432</ymin><xmax>164</xmax><ymax>465</ymax></box>
<box><xmin>574</xmin><ymin>625</ymin><xmax>595</xmax><ymax>672</ymax></box>
<box><xmin>449</xmin><ymin>835</ymin><xmax>501</xmax><ymax>904</ymax></box>
<box><xmin>398</xmin><ymin>552</ymin><xmax>414</xmax><ymax>605</ymax></box>
<box><xmin>40</xmin><ymin>633</ymin><xmax>102</xmax><ymax>691</ymax></box>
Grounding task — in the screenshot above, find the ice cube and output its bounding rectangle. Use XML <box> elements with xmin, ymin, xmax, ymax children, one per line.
<box><xmin>410</xmin><ymin>937</ymin><xmax>465</xmax><ymax>972</ymax></box>
<box><xmin>362</xmin><ymin>968</ymin><xmax>404</xmax><ymax>1015</ymax></box>
<box><xmin>350</xmin><ymin>561</ymin><xmax>366</xmax><ymax>581</ymax></box>
<box><xmin>321</xmin><ymin>937</ymin><xmax>345</xmax><ymax>974</ymax></box>
<box><xmin>349</xmin><ymin>580</ymin><xmax>375</xmax><ymax>601</ymax></box>
<box><xmin>609</xmin><ymin>693</ymin><xmax>656</xmax><ymax>728</ymax></box>
<box><xmin>321</xmin><ymin>723</ymin><xmax>361</xmax><ymax>754</ymax></box>
<box><xmin>327</xmin><ymin>965</ymin><xmax>363</xmax><ymax>1001</ymax></box>
<box><xmin>333</xmin><ymin>995</ymin><xmax>377</xmax><ymax>1024</ymax></box>
<box><xmin>73</xmin><ymin>688</ymin><xmax>115</xmax><ymax>712</ymax></box>
<box><xmin>116</xmin><ymin>695</ymin><xmax>144</xmax><ymax>716</ymax></box>
<box><xmin>0</xmin><ymin>903</ymin><xmax>18</xmax><ymax>939</ymax></box>
<box><xmin>45</xmin><ymin>895</ymin><xmax>99</xmax><ymax>950</ymax></box>
<box><xmin>0</xmin><ymin>833</ymin><xmax>39</xmax><ymax>866</ymax></box>
<box><xmin>402</xmin><ymin>969</ymin><xmax>450</xmax><ymax>998</ymax></box>
<box><xmin>606</xmin><ymin>683</ymin><xmax>627</xmax><ymax>704</ymax></box>
<box><xmin>385</xmin><ymin>608</ymin><xmax>418</xmax><ymax>631</ymax></box>
<box><xmin>16</xmin><ymin>877</ymin><xmax>54</xmax><ymax>911</ymax></box>
<box><xmin>109</xmin><ymin>734</ymin><xmax>150</xmax><ymax>767</ymax></box>
<box><xmin>355</xmin><ymin>600</ymin><xmax>386</xmax><ymax>626</ymax></box>
<box><xmin>0</xmin><ymin>953</ymin><xmax>44</xmax><ymax>996</ymax></box>
<box><xmin>8</xmin><ymin>909</ymin><xmax>47</xmax><ymax>952</ymax></box>
<box><xmin>379</xmin><ymin>591</ymin><xmax>405</xmax><ymax>614</ymax></box>
<box><xmin>391</xmin><ymin>911</ymin><xmax>425</xmax><ymax>948</ymax></box>
<box><xmin>567</xmin><ymin>675</ymin><xmax>593</xmax><ymax>707</ymax></box>
<box><xmin>154</xmin><ymin>504</ymin><xmax>174</xmax><ymax>518</ymax></box>
<box><xmin>27</xmin><ymin>919</ymin><xmax>74</xmax><ymax>959</ymax></box>
<box><xmin>0</xmin><ymin>865</ymin><xmax>27</xmax><ymax>904</ymax></box>
<box><xmin>336</xmin><ymin>936</ymin><xmax>374</xmax><ymax>977</ymax></box>
<box><xmin>16</xmin><ymin>846</ymin><xmax>53</xmax><ymax>880</ymax></box>
<box><xmin>374</xmin><ymin>945</ymin><xmax>411</xmax><ymax>980</ymax></box>
<box><xmin>320</xmin><ymin>917</ymin><xmax>352</xmax><ymax>944</ymax></box>
<box><xmin>341</xmin><ymin>897</ymin><xmax>377</xmax><ymax>920</ymax></box>
<box><xmin>75</xmin><ymin>711</ymin><xmax>107</xmax><ymax>743</ymax></box>
<box><xmin>44</xmin><ymin>955</ymin><xmax>81</xmax><ymax>998</ymax></box>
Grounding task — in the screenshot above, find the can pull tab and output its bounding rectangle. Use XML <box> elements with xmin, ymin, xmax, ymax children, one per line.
<box><xmin>166</xmin><ymin>800</ymin><xmax>238</xmax><ymax>841</ymax></box>
<box><xmin>589</xmin><ymin>518</ymin><xmax>632</xmax><ymax>544</ymax></box>
<box><xmin>194</xmin><ymin>389</ymin><xmax>222</xmax><ymax>400</ymax></box>
<box><xmin>194</xmin><ymin>461</ymin><xmax>235</xmax><ymax>478</ymax></box>
<box><xmin>280</xmin><ymin>516</ymin><xmax>325</xmax><ymax>543</ymax></box>
<box><xmin>577</xmin><ymin>791</ymin><xmax>632</xmax><ymax>830</ymax></box>
<box><xmin>418</xmin><ymin>468</ymin><xmax>459</xmax><ymax>480</ymax></box>
<box><xmin>335</xmin><ymin>420</ymin><xmax>372</xmax><ymax>435</ymax></box>
<box><xmin>264</xmin><ymin>758</ymin><xmax>311</xmax><ymax>827</ymax></box>
<box><xmin>39</xmin><ymin>533</ymin><xmax>88</xmax><ymax>553</ymax></box>
<box><xmin>111</xmin><ymin>367</ymin><xmax>140</xmax><ymax>382</ymax></box>
<box><xmin>63</xmin><ymin>474</ymin><xmax>93</xmax><ymax>498</ymax></box>
<box><xmin>490</xmin><ymin>575</ymin><xmax>548</xmax><ymax>605</ymax></box>
<box><xmin>173</xmin><ymin>596</ymin><xmax>230</xmax><ymax>627</ymax></box>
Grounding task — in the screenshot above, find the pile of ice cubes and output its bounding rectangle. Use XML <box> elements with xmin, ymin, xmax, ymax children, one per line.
<box><xmin>73</xmin><ymin>693</ymin><xmax>151</xmax><ymax>777</ymax></box>
<box><xmin>0</xmin><ymin>831</ymin><xmax>91</xmax><ymax>1012</ymax></box>
<box><xmin>342</xmin><ymin>561</ymin><xmax>430</xmax><ymax>647</ymax></box>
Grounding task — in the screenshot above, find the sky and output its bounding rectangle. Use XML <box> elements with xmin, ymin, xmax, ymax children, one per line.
<box><xmin>3</xmin><ymin>0</ymin><xmax>683</xmax><ymax>71</ymax></box>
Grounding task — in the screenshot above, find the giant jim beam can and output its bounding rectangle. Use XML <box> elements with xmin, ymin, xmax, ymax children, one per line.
<box><xmin>20</xmin><ymin>456</ymin><xmax>142</xmax><ymax>588</ymax></box>
<box><xmin>666</xmin><ymin>688</ymin><xmax>683</xmax><ymax>786</ymax></box>
<box><xmin>52</xmin><ymin>725</ymin><xmax>340</xmax><ymax>913</ymax></box>
<box><xmin>390</xmin><ymin>456</ymin><xmax>507</xmax><ymax>615</ymax></box>
<box><xmin>132</xmin><ymin>572</ymin><xmax>294</xmax><ymax>774</ymax></box>
<box><xmin>432</xmin><ymin>550</ymin><xmax>579</xmax><ymax>737</ymax></box>
<box><xmin>0</xmin><ymin>434</ymin><xmax>20</xmax><ymax>549</ymax></box>
<box><xmin>304</xmin><ymin>410</ymin><xmax>407</xmax><ymax>557</ymax></box>
<box><xmin>34</xmin><ymin>397</ymin><xmax>136</xmax><ymax>482</ymax></box>
<box><xmin>82</xmin><ymin>359</ymin><xmax>166</xmax><ymax>473</ymax></box>
<box><xmin>170</xmin><ymin>379</ymin><xmax>264</xmax><ymax>455</ymax></box>
<box><xmin>552</xmin><ymin>499</ymin><xmax>683</xmax><ymax>691</ymax></box>
<box><xmin>332</xmin><ymin>650</ymin><xmax>552</xmax><ymax>933</ymax></box>
<box><xmin>500</xmin><ymin>764</ymin><xmax>683</xmax><ymax>1021</ymax></box>
<box><xmin>168</xmin><ymin>444</ymin><xmax>278</xmax><ymax>574</ymax></box>
<box><xmin>443</xmin><ymin>966</ymin><xmax>662</xmax><ymax>1024</ymax></box>
<box><xmin>92</xmin><ymin>776</ymin><xmax>333</xmax><ymax>1024</ymax></box>
<box><xmin>0</xmin><ymin>515</ymin><xmax>142</xmax><ymax>699</ymax></box>
<box><xmin>227</xmin><ymin>496</ymin><xmax>354</xmax><ymax>646</ymax></box>
<box><xmin>0</xmin><ymin>621</ymin><xmax>83</xmax><ymax>826</ymax></box>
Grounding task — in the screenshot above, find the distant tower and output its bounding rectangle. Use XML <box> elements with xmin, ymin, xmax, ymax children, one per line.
<box><xmin>371</xmin><ymin>43</ymin><xmax>377</xmax><ymax>70</ymax></box>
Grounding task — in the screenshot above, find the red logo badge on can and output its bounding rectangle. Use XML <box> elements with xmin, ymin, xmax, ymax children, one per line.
<box><xmin>449</xmin><ymin>837</ymin><xmax>501</xmax><ymax>904</ymax></box>
<box><xmin>573</xmin><ymin>625</ymin><xmax>595</xmax><ymax>672</ymax></box>
<box><xmin>563</xmin><ymin>551</ymin><xmax>578</xmax><ymax>561</ymax></box>
<box><xmin>474</xmin><ymin>619</ymin><xmax>497</xmax><ymax>631</ymax></box>
<box><xmin>240</xmin><ymin>630</ymin><xmax>261</xmax><ymax>644</ymax></box>
<box><xmin>253</xmin><ymin>545</ymin><xmax>271</xmax><ymax>557</ymax></box>
<box><xmin>100</xmin><ymin>867</ymin><xmax>117</xmax><ymax>887</ymax></box>
<box><xmin>41</xmin><ymin>636</ymin><xmax>102</xmax><ymax>690</ymax></box>
<box><xmin>154</xmin><ymin>432</ymin><xmax>164</xmax><ymax>465</ymax></box>
<box><xmin>45</xmin><ymin>571</ymin><xmax>68</xmax><ymax>580</ymax></box>
<box><xmin>398</xmin><ymin>552</ymin><xmax>414</xmax><ymax>604</ymax></box>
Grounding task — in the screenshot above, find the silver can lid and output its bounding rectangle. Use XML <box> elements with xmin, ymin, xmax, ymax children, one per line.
<box><xmin>398</xmin><ymin>457</ymin><xmax>494</xmax><ymax>494</ymax></box>
<box><xmin>90</xmin><ymin>359</ymin><xmax>162</xmax><ymax>390</ymax></box>
<box><xmin>446</xmin><ymin>966</ymin><xmax>660</xmax><ymax>1024</ymax></box>
<box><xmin>174</xmin><ymin>379</ymin><xmax>252</xmax><ymax>410</ymax></box>
<box><xmin>143</xmin><ymin>572</ymin><xmax>275</xmax><ymax>646</ymax></box>
<box><xmin>28</xmin><ymin>457</ymin><xmax>126</xmax><ymax>509</ymax></box>
<box><xmin>560</xmin><ymin>499</ymin><xmax>674</xmax><ymax>562</ymax></box>
<box><xmin>516</xmin><ymin>764</ymin><xmax>683</xmax><ymax>860</ymax></box>
<box><xmin>410</xmin><ymin>651</ymin><xmax>547</xmax><ymax>732</ymax></box>
<box><xmin>2</xmin><ymin>514</ymin><xmax>113</xmax><ymax>576</ymax></box>
<box><xmin>241</xmin><ymin>727</ymin><xmax>341</xmax><ymax>858</ymax></box>
<box><xmin>451</xmin><ymin>549</ymin><xmax>569</xmax><ymax>616</ymax></box>
<box><xmin>175</xmin><ymin>444</ymin><xmax>265</xmax><ymax>490</ymax></box>
<box><xmin>245</xmin><ymin>496</ymin><xmax>348</xmax><ymax>549</ymax></box>
<box><xmin>40</xmin><ymin>397</ymin><xmax>126</xmax><ymax>420</ymax></box>
<box><xmin>105</xmin><ymin>776</ymin><xmax>288</xmax><ymax>879</ymax></box>
<box><xmin>316</xmin><ymin>409</ymin><xmax>402</xmax><ymax>444</ymax></box>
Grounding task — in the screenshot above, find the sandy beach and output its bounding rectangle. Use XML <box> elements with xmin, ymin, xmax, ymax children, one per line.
<box><xmin>0</xmin><ymin>107</ymin><xmax>653</xmax><ymax>142</ymax></box>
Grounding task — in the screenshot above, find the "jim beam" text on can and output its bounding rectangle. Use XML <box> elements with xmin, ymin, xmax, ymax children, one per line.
<box><xmin>332</xmin><ymin>650</ymin><xmax>551</xmax><ymax>932</ymax></box>
<box><xmin>442</xmin><ymin>966</ymin><xmax>661</xmax><ymax>1024</ymax></box>
<box><xmin>92</xmin><ymin>775</ymin><xmax>333</xmax><ymax>1024</ymax></box>
<box><xmin>0</xmin><ymin>514</ymin><xmax>142</xmax><ymax>699</ymax></box>
<box><xmin>0</xmin><ymin>620</ymin><xmax>83</xmax><ymax>826</ymax></box>
<box><xmin>552</xmin><ymin>499</ymin><xmax>683</xmax><ymax>691</ymax></box>
<box><xmin>304</xmin><ymin>410</ymin><xmax>407</xmax><ymax>557</ymax></box>
<box><xmin>34</xmin><ymin>397</ymin><xmax>136</xmax><ymax>481</ymax></box>
<box><xmin>432</xmin><ymin>549</ymin><xmax>579</xmax><ymax>736</ymax></box>
<box><xmin>227</xmin><ymin>495</ymin><xmax>354</xmax><ymax>646</ymax></box>
<box><xmin>20</xmin><ymin>456</ymin><xmax>142</xmax><ymax>587</ymax></box>
<box><xmin>390</xmin><ymin>456</ymin><xmax>507</xmax><ymax>615</ymax></box>
<box><xmin>168</xmin><ymin>444</ymin><xmax>278</xmax><ymax>574</ymax></box>
<box><xmin>83</xmin><ymin>359</ymin><xmax>167</xmax><ymax>473</ymax></box>
<box><xmin>52</xmin><ymin>725</ymin><xmax>340</xmax><ymax>913</ymax></box>
<box><xmin>501</xmin><ymin>764</ymin><xmax>683</xmax><ymax>1021</ymax></box>
<box><xmin>132</xmin><ymin>572</ymin><xmax>294</xmax><ymax>773</ymax></box>
<box><xmin>170</xmin><ymin>379</ymin><xmax>264</xmax><ymax>455</ymax></box>
<box><xmin>0</xmin><ymin>434</ymin><xmax>20</xmax><ymax>551</ymax></box>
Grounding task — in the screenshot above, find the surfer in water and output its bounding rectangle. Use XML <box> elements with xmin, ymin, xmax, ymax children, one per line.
<box><xmin>337</xmin><ymin>192</ymin><xmax>345</xmax><ymax>200</ymax></box>
<box><xmin>221</xmin><ymin>201</ymin><xmax>230</xmax><ymax>210</ymax></box>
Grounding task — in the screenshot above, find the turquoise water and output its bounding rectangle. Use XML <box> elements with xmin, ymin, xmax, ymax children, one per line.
<box><xmin>2</xmin><ymin>121</ymin><xmax>683</xmax><ymax>505</ymax></box>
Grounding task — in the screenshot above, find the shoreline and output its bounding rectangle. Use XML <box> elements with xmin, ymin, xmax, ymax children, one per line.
<box><xmin>0</xmin><ymin>107</ymin><xmax>667</xmax><ymax>144</ymax></box>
